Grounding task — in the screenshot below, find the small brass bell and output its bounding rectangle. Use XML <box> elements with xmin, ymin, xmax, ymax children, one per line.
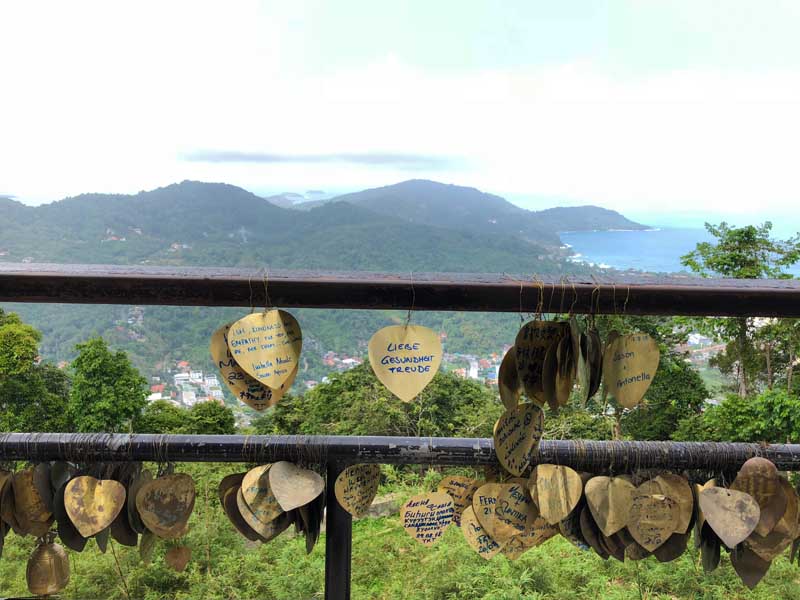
<box><xmin>26</xmin><ymin>537</ymin><xmax>70</xmax><ymax>596</ymax></box>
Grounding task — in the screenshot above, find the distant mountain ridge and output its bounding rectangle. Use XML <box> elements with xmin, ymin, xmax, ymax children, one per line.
<box><xmin>0</xmin><ymin>179</ymin><xmax>642</xmax><ymax>271</ymax></box>
<box><xmin>267</xmin><ymin>180</ymin><xmax>647</xmax><ymax>245</ymax></box>
<box><xmin>0</xmin><ymin>180</ymin><xmax>566</xmax><ymax>273</ymax></box>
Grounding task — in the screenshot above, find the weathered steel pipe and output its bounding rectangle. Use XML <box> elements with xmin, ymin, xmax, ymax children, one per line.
<box><xmin>1</xmin><ymin>434</ymin><xmax>799</xmax><ymax>472</ymax></box>
<box><xmin>3</xmin><ymin>262</ymin><xmax>800</xmax><ymax>316</ymax></box>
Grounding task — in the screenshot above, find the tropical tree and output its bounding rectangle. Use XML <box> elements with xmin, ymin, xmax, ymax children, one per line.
<box><xmin>187</xmin><ymin>400</ymin><xmax>236</xmax><ymax>435</ymax></box>
<box><xmin>134</xmin><ymin>399</ymin><xmax>187</xmax><ymax>433</ymax></box>
<box><xmin>0</xmin><ymin>309</ymin><xmax>71</xmax><ymax>432</ymax></box>
<box><xmin>68</xmin><ymin>337</ymin><xmax>148</xmax><ymax>432</ymax></box>
<box><xmin>681</xmin><ymin>222</ymin><xmax>800</xmax><ymax>396</ymax></box>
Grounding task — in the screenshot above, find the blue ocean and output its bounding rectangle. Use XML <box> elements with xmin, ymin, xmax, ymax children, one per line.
<box><xmin>560</xmin><ymin>228</ymin><xmax>800</xmax><ymax>275</ymax></box>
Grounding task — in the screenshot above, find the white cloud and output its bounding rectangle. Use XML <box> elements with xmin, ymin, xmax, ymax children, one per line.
<box><xmin>1</xmin><ymin>2</ymin><xmax>800</xmax><ymax>221</ymax></box>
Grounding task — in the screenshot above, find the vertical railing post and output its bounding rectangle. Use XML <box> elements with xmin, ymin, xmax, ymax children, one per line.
<box><xmin>325</xmin><ymin>461</ymin><xmax>352</xmax><ymax>600</ymax></box>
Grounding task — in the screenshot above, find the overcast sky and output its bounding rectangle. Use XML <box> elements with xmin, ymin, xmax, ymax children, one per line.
<box><xmin>2</xmin><ymin>1</ymin><xmax>800</xmax><ymax>226</ymax></box>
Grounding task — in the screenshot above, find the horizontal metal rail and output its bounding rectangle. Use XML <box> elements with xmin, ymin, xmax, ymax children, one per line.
<box><xmin>1</xmin><ymin>434</ymin><xmax>798</xmax><ymax>472</ymax></box>
<box><xmin>2</xmin><ymin>262</ymin><xmax>800</xmax><ymax>316</ymax></box>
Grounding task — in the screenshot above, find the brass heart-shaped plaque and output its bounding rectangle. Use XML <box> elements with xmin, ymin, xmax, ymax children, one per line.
<box><xmin>699</xmin><ymin>487</ymin><xmax>760</xmax><ymax>549</ymax></box>
<box><xmin>460</xmin><ymin>505</ymin><xmax>504</xmax><ymax>559</ymax></box>
<box><xmin>52</xmin><ymin>482</ymin><xmax>87</xmax><ymax>553</ymax></box>
<box><xmin>237</xmin><ymin>497</ymin><xmax>290</xmax><ymax>543</ymax></box>
<box><xmin>368</xmin><ymin>325</ymin><xmax>442</xmax><ymax>402</ymax></box>
<box><xmin>110</xmin><ymin>502</ymin><xmax>138</xmax><ymax>547</ymax></box>
<box><xmin>552</xmin><ymin>335</ymin><xmax>577</xmax><ymax>410</ymax></box>
<box><xmin>126</xmin><ymin>469</ymin><xmax>152</xmax><ymax>535</ymax></box>
<box><xmin>602</xmin><ymin>333</ymin><xmax>659</xmax><ymax>408</ymax></box>
<box><xmin>210</xmin><ymin>323</ymin><xmax>295</xmax><ymax>410</ymax></box>
<box><xmin>585</xmin><ymin>476</ymin><xmax>635</xmax><ymax>537</ymax></box>
<box><xmin>32</xmin><ymin>463</ymin><xmax>54</xmax><ymax>514</ymax></box>
<box><xmin>653</xmin><ymin>474</ymin><xmax>693</xmax><ymax>534</ymax></box>
<box><xmin>218</xmin><ymin>472</ymin><xmax>246</xmax><ymax>506</ymax></box>
<box><xmin>136</xmin><ymin>474</ymin><xmax>195</xmax><ymax>539</ymax></box>
<box><xmin>221</xmin><ymin>486</ymin><xmax>262</xmax><ymax>542</ymax></box>
<box><xmin>600</xmin><ymin>529</ymin><xmax>626</xmax><ymax>562</ymax></box>
<box><xmin>64</xmin><ymin>476</ymin><xmax>125</xmax><ymax>538</ymax></box>
<box><xmin>627</xmin><ymin>494</ymin><xmax>679</xmax><ymax>551</ymax></box>
<box><xmin>335</xmin><ymin>464</ymin><xmax>381</xmax><ymax>518</ymax></box>
<box><xmin>652</xmin><ymin>530</ymin><xmax>689</xmax><ymax>563</ymax></box>
<box><xmin>694</xmin><ymin>478</ymin><xmax>716</xmax><ymax>531</ymax></box>
<box><xmin>498</xmin><ymin>347</ymin><xmax>521</xmax><ymax>410</ymax></box>
<box><xmin>579</xmin><ymin>505</ymin><xmax>609</xmax><ymax>559</ymax></box>
<box><xmin>731</xmin><ymin>545</ymin><xmax>771</xmax><ymax>590</ymax></box>
<box><xmin>514</xmin><ymin>321</ymin><xmax>569</xmax><ymax>404</ymax></box>
<box><xmin>165</xmin><ymin>545</ymin><xmax>191</xmax><ymax>572</ymax></box>
<box><xmin>731</xmin><ymin>457</ymin><xmax>787</xmax><ymax>537</ymax></box>
<box><xmin>14</xmin><ymin>468</ymin><xmax>52</xmax><ymax>524</ymax></box>
<box><xmin>241</xmin><ymin>465</ymin><xmax>283</xmax><ymax>524</ymax></box>
<box><xmin>227</xmin><ymin>310</ymin><xmax>302</xmax><ymax>388</ymax></box>
<box><xmin>269</xmin><ymin>462</ymin><xmax>325</xmax><ymax>512</ymax></box>
<box><xmin>502</xmin><ymin>514</ymin><xmax>559</xmax><ymax>560</ymax></box>
<box><xmin>559</xmin><ymin>501</ymin><xmax>589</xmax><ymax>551</ymax></box>
<box><xmin>400</xmin><ymin>492</ymin><xmax>454</xmax><ymax>546</ymax></box>
<box><xmin>745</xmin><ymin>477</ymin><xmax>799</xmax><ymax>561</ymax></box>
<box><xmin>472</xmin><ymin>482</ymin><xmax>504</xmax><ymax>541</ymax></box>
<box><xmin>437</xmin><ymin>475</ymin><xmax>481</xmax><ymax>526</ymax></box>
<box><xmin>493</xmin><ymin>402</ymin><xmax>544</xmax><ymax>477</ymax></box>
<box><xmin>492</xmin><ymin>480</ymin><xmax>539</xmax><ymax>543</ymax></box>
<box><xmin>473</xmin><ymin>482</ymin><xmax>535</xmax><ymax>543</ymax></box>
<box><xmin>531</xmin><ymin>464</ymin><xmax>583</xmax><ymax>525</ymax></box>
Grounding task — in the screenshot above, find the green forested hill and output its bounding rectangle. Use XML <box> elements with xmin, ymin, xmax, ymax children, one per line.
<box><xmin>0</xmin><ymin>181</ymin><xmax>576</xmax><ymax>271</ymax></box>
<box><xmin>298</xmin><ymin>179</ymin><xmax>647</xmax><ymax>244</ymax></box>
<box><xmin>0</xmin><ymin>179</ymin><xmax>614</xmax><ymax>396</ymax></box>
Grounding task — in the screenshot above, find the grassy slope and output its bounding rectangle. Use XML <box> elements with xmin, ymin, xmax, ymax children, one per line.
<box><xmin>1</xmin><ymin>465</ymin><xmax>799</xmax><ymax>599</ymax></box>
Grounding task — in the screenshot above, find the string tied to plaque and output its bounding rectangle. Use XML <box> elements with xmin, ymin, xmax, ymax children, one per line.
<box><xmin>622</xmin><ymin>284</ymin><xmax>631</xmax><ymax>316</ymax></box>
<box><xmin>589</xmin><ymin>275</ymin><xmax>602</xmax><ymax>328</ymax></box>
<box><xmin>262</xmin><ymin>267</ymin><xmax>273</xmax><ymax>312</ymax></box>
<box><xmin>530</xmin><ymin>274</ymin><xmax>545</xmax><ymax>320</ymax></box>
<box><xmin>404</xmin><ymin>271</ymin><xmax>416</xmax><ymax>329</ymax></box>
<box><xmin>154</xmin><ymin>434</ymin><xmax>174</xmax><ymax>477</ymax></box>
<box><xmin>558</xmin><ymin>277</ymin><xmax>567</xmax><ymax>316</ymax></box>
<box><xmin>568</xmin><ymin>279</ymin><xmax>579</xmax><ymax>317</ymax></box>
<box><xmin>247</xmin><ymin>272</ymin><xmax>256</xmax><ymax>314</ymax></box>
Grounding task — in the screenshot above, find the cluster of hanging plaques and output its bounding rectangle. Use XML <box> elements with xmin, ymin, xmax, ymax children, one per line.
<box><xmin>211</xmin><ymin>314</ymin><xmax>659</xmax><ymax>411</ymax></box>
<box><xmin>219</xmin><ymin>461</ymin><xmax>326</xmax><ymax>553</ymax></box>
<box><xmin>0</xmin><ymin>462</ymin><xmax>196</xmax><ymax>596</ymax></box>
<box><xmin>397</xmin><ymin>456</ymin><xmax>800</xmax><ymax>590</ymax></box>
<box><xmin>5</xmin><ymin>454</ymin><xmax>798</xmax><ymax>592</ymax></box>
<box><xmin>1</xmin><ymin>459</ymin><xmax>371</xmax><ymax>595</ymax></box>
<box><xmin>493</xmin><ymin>319</ymin><xmax>660</xmax><ymax>477</ymax></box>
<box><xmin>210</xmin><ymin>310</ymin><xmax>302</xmax><ymax>410</ymax></box>
<box><xmin>503</xmin><ymin>318</ymin><xmax>660</xmax><ymax>412</ymax></box>
<box><xmin>213</xmin><ymin>315</ymin><xmax>445</xmax><ymax>408</ymax></box>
